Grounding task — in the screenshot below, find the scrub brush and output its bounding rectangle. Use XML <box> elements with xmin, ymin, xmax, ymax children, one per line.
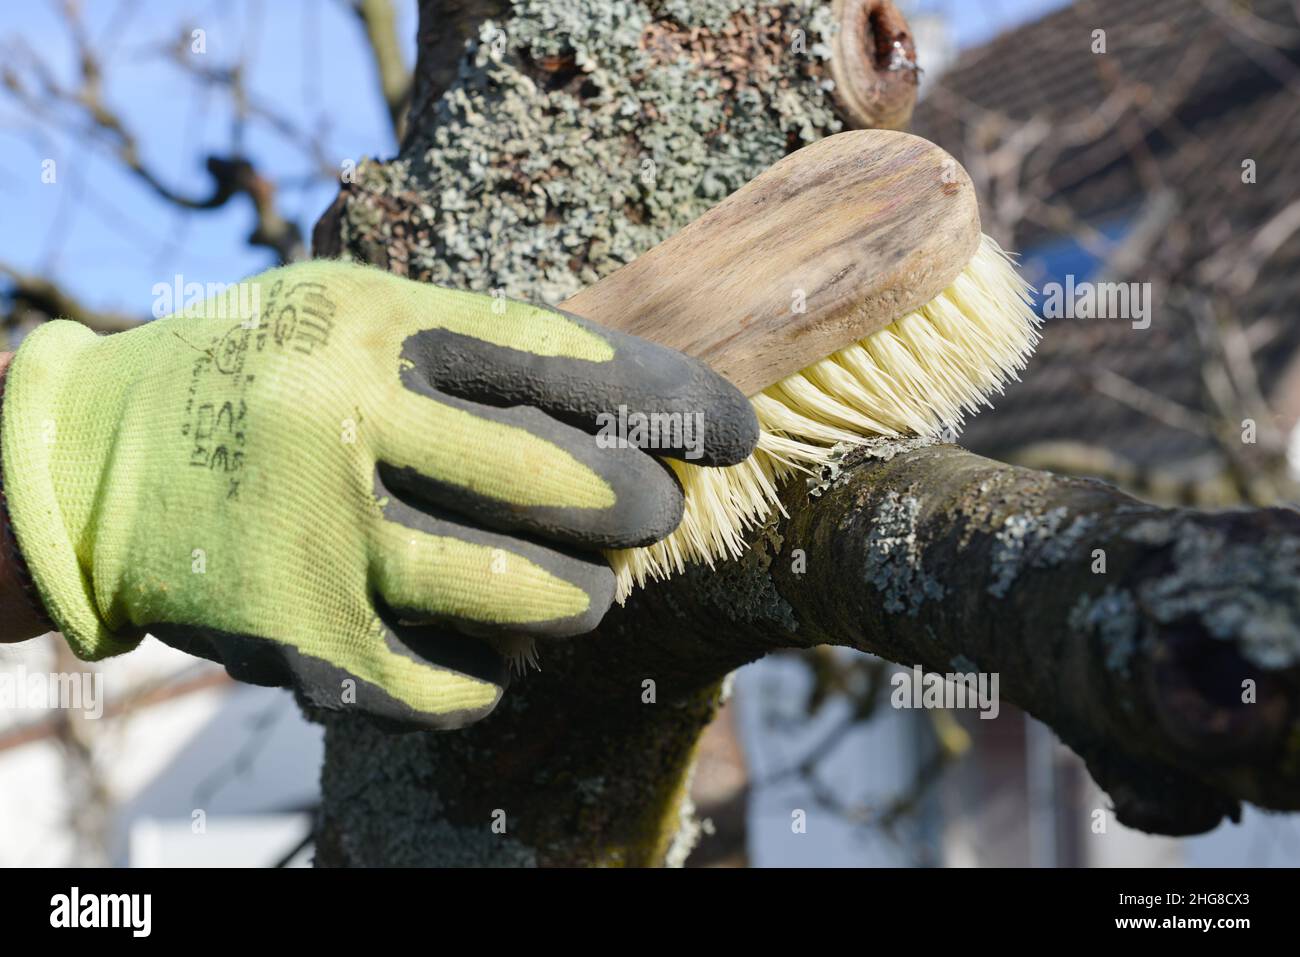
<box><xmin>559</xmin><ymin>129</ymin><xmax>1039</xmax><ymax>600</ymax></box>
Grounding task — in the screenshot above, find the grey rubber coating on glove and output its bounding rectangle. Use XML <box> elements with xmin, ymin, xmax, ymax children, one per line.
<box><xmin>400</xmin><ymin>304</ymin><xmax>760</xmax><ymax>468</ymax></box>
<box><xmin>373</xmin><ymin>469</ymin><xmax>617</xmax><ymax>638</ymax></box>
<box><xmin>381</xmin><ymin>377</ymin><xmax>686</xmax><ymax>549</ymax></box>
<box><xmin>153</xmin><ymin>617</ymin><xmax>507</xmax><ymax>731</ymax></box>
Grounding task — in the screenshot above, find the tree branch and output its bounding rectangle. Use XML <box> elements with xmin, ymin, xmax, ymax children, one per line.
<box><xmin>317</xmin><ymin>439</ymin><xmax>1300</xmax><ymax>863</ymax></box>
<box><xmin>620</xmin><ymin>438</ymin><xmax>1300</xmax><ymax>835</ymax></box>
<box><xmin>828</xmin><ymin>0</ymin><xmax>919</xmax><ymax>130</ymax></box>
<box><xmin>0</xmin><ymin>263</ymin><xmax>141</xmax><ymax>333</ymax></box>
<box><xmin>750</xmin><ymin>440</ymin><xmax>1300</xmax><ymax>835</ymax></box>
<box><xmin>1</xmin><ymin>11</ymin><xmax>306</xmax><ymax>264</ymax></box>
<box><xmin>349</xmin><ymin>0</ymin><xmax>413</xmax><ymax>142</ymax></box>
<box><xmin>403</xmin><ymin>0</ymin><xmax>508</xmax><ymax>151</ymax></box>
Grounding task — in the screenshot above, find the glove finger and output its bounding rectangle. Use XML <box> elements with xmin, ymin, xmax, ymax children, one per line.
<box><xmin>314</xmin><ymin>616</ymin><xmax>507</xmax><ymax>731</ymax></box>
<box><xmin>399</xmin><ymin>296</ymin><xmax>759</xmax><ymax>467</ymax></box>
<box><xmin>379</xmin><ymin>379</ymin><xmax>684</xmax><ymax>550</ymax></box>
<box><xmin>152</xmin><ymin>621</ymin><xmax>506</xmax><ymax>731</ymax></box>
<box><xmin>370</xmin><ymin>474</ymin><xmax>616</xmax><ymax>640</ymax></box>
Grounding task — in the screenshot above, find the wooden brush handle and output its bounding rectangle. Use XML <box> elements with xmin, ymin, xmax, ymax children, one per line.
<box><xmin>560</xmin><ymin>130</ymin><xmax>981</xmax><ymax>397</ymax></box>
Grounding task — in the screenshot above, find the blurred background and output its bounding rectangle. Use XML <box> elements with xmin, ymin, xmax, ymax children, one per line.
<box><xmin>3</xmin><ymin>0</ymin><xmax>1300</xmax><ymax>866</ymax></box>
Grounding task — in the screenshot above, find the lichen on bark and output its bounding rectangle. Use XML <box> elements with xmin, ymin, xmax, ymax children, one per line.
<box><xmin>320</xmin><ymin>0</ymin><xmax>843</xmax><ymax>301</ymax></box>
<box><xmin>863</xmin><ymin>489</ymin><xmax>945</xmax><ymax>615</ymax></box>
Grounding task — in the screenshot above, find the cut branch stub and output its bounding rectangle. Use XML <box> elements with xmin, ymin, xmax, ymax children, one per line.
<box><xmin>829</xmin><ymin>0</ymin><xmax>920</xmax><ymax>131</ymax></box>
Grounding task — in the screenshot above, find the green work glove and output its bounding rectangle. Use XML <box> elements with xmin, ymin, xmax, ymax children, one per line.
<box><xmin>0</xmin><ymin>260</ymin><xmax>757</xmax><ymax>728</ymax></box>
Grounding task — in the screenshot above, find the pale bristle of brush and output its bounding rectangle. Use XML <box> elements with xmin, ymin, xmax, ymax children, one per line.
<box><xmin>607</xmin><ymin>233</ymin><xmax>1040</xmax><ymax>601</ymax></box>
<box><xmin>485</xmin><ymin>632</ymin><xmax>542</xmax><ymax>676</ymax></box>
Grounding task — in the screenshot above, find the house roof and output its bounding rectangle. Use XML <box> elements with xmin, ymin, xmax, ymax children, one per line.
<box><xmin>909</xmin><ymin>0</ymin><xmax>1300</xmax><ymax>473</ymax></box>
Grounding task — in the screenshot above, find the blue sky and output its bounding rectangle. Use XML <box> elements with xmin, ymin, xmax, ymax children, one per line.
<box><xmin>0</xmin><ymin>0</ymin><xmax>1069</xmax><ymax>322</ymax></box>
<box><xmin>920</xmin><ymin>0</ymin><xmax>1071</xmax><ymax>48</ymax></box>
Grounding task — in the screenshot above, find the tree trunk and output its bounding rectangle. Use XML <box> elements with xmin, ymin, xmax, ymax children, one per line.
<box><xmin>313</xmin><ymin>0</ymin><xmax>850</xmax><ymax>866</ymax></box>
<box><xmin>311</xmin><ymin>0</ymin><xmax>1300</xmax><ymax>865</ymax></box>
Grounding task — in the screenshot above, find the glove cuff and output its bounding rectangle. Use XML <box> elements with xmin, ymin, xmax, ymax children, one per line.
<box><xmin>0</xmin><ymin>367</ymin><xmax>53</xmax><ymax>631</ymax></box>
<box><xmin>1</xmin><ymin>321</ymin><xmax>143</xmax><ymax>659</ymax></box>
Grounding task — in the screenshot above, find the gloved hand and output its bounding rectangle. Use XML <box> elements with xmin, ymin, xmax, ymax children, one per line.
<box><xmin>0</xmin><ymin>260</ymin><xmax>757</xmax><ymax>728</ymax></box>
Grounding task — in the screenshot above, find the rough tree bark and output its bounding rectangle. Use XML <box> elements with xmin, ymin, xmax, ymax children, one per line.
<box><xmin>310</xmin><ymin>0</ymin><xmax>1300</xmax><ymax>865</ymax></box>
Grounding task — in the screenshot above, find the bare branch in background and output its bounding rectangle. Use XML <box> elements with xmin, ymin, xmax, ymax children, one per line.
<box><xmin>349</xmin><ymin>0</ymin><xmax>412</xmax><ymax>142</ymax></box>
<box><xmin>1</xmin><ymin>6</ymin><xmax>307</xmax><ymax>263</ymax></box>
<box><xmin>0</xmin><ymin>262</ymin><xmax>141</xmax><ymax>332</ymax></box>
<box><xmin>1089</xmin><ymin>368</ymin><xmax>1213</xmax><ymax>438</ymax></box>
<box><xmin>1197</xmin><ymin>199</ymin><xmax>1300</xmax><ymax>297</ymax></box>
